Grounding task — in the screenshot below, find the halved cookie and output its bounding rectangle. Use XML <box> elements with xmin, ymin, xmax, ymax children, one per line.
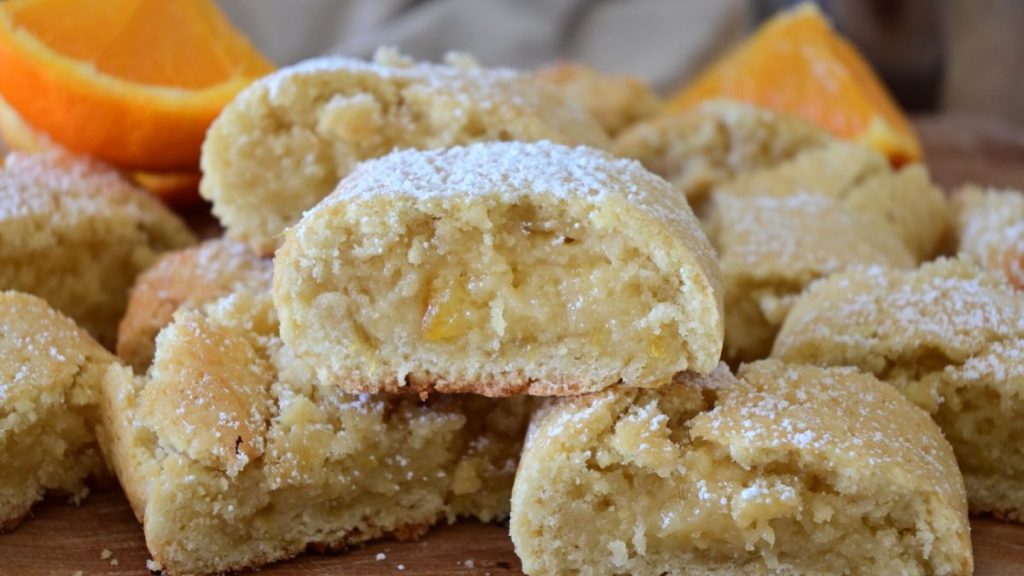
<box><xmin>773</xmin><ymin>257</ymin><xmax>1024</xmax><ymax>520</ymax></box>
<box><xmin>117</xmin><ymin>239</ymin><xmax>271</xmax><ymax>373</ymax></box>
<box><xmin>510</xmin><ymin>360</ymin><xmax>971</xmax><ymax>576</ymax></box>
<box><xmin>0</xmin><ymin>151</ymin><xmax>195</xmax><ymax>347</ymax></box>
<box><xmin>98</xmin><ymin>290</ymin><xmax>530</xmax><ymax>575</ymax></box>
<box><xmin>274</xmin><ymin>141</ymin><xmax>724</xmax><ymax>396</ymax></box>
<box><xmin>1</xmin><ymin>291</ymin><xmax>115</xmax><ymax>529</ymax></box>
<box><xmin>201</xmin><ymin>48</ymin><xmax>610</xmax><ymax>254</ymax></box>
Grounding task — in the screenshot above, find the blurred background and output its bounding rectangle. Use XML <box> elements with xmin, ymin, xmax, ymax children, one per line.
<box><xmin>217</xmin><ymin>0</ymin><xmax>1023</xmax><ymax>126</ymax></box>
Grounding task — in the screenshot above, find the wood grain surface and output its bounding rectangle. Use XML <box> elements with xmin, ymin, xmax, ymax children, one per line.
<box><xmin>0</xmin><ymin>116</ymin><xmax>1022</xmax><ymax>575</ymax></box>
<box><xmin>2</xmin><ymin>486</ymin><xmax>1023</xmax><ymax>576</ymax></box>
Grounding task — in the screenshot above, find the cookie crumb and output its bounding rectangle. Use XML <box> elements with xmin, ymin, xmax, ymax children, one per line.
<box><xmin>375</xmin><ymin>552</ymin><xmax>387</xmax><ymax>561</ymax></box>
<box><xmin>100</xmin><ymin>549</ymin><xmax>112</xmax><ymax>560</ymax></box>
<box><xmin>397</xmin><ymin>564</ymin><xmax>406</xmax><ymax>571</ymax></box>
<box><xmin>146</xmin><ymin>558</ymin><xmax>163</xmax><ymax>572</ymax></box>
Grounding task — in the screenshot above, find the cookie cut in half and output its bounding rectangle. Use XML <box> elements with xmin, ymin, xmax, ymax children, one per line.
<box><xmin>1</xmin><ymin>291</ymin><xmax>116</xmax><ymax>530</ymax></box>
<box><xmin>201</xmin><ymin>48</ymin><xmax>610</xmax><ymax>254</ymax></box>
<box><xmin>0</xmin><ymin>151</ymin><xmax>196</xmax><ymax>347</ymax></box>
<box><xmin>510</xmin><ymin>360</ymin><xmax>971</xmax><ymax>576</ymax></box>
<box><xmin>99</xmin><ymin>287</ymin><xmax>530</xmax><ymax>575</ymax></box>
<box><xmin>274</xmin><ymin>141</ymin><xmax>724</xmax><ymax>397</ymax></box>
<box><xmin>774</xmin><ymin>257</ymin><xmax>1024</xmax><ymax>520</ymax></box>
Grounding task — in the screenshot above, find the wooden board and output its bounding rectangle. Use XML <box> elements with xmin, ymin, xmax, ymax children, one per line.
<box><xmin>2</xmin><ymin>486</ymin><xmax>1024</xmax><ymax>576</ymax></box>
<box><xmin>1</xmin><ymin>116</ymin><xmax>1023</xmax><ymax>575</ymax></box>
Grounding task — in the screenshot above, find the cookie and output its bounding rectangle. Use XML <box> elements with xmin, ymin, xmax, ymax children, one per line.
<box><xmin>510</xmin><ymin>360</ymin><xmax>971</xmax><ymax>576</ymax></box>
<box><xmin>117</xmin><ymin>239</ymin><xmax>271</xmax><ymax>373</ymax></box>
<box><xmin>952</xmin><ymin>185</ymin><xmax>1024</xmax><ymax>289</ymax></box>
<box><xmin>773</xmin><ymin>257</ymin><xmax>1024</xmax><ymax>520</ymax></box>
<box><xmin>201</xmin><ymin>48</ymin><xmax>610</xmax><ymax>254</ymax></box>
<box><xmin>707</xmin><ymin>193</ymin><xmax>916</xmax><ymax>363</ymax></box>
<box><xmin>535</xmin><ymin>62</ymin><xmax>663</xmax><ymax>136</ymax></box>
<box><xmin>704</xmin><ymin>137</ymin><xmax>947</xmax><ymax>363</ymax></box>
<box><xmin>274</xmin><ymin>141</ymin><xmax>723</xmax><ymax>396</ymax></box>
<box><xmin>98</xmin><ymin>284</ymin><xmax>531</xmax><ymax>575</ymax></box>
<box><xmin>0</xmin><ymin>151</ymin><xmax>196</xmax><ymax>347</ymax></box>
<box><xmin>717</xmin><ymin>141</ymin><xmax>949</xmax><ymax>261</ymax></box>
<box><xmin>0</xmin><ymin>291</ymin><xmax>116</xmax><ymax>530</ymax></box>
<box><xmin>613</xmin><ymin>100</ymin><xmax>830</xmax><ymax>210</ymax></box>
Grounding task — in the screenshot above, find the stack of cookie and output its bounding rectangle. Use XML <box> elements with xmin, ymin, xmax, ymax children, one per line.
<box><xmin>2</xmin><ymin>48</ymin><xmax>1021</xmax><ymax>576</ymax></box>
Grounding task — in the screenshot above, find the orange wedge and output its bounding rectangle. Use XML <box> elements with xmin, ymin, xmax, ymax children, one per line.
<box><xmin>668</xmin><ymin>2</ymin><xmax>921</xmax><ymax>165</ymax></box>
<box><xmin>0</xmin><ymin>0</ymin><xmax>273</xmax><ymax>171</ymax></box>
<box><xmin>0</xmin><ymin>90</ymin><xmax>202</xmax><ymax>205</ymax></box>
<box><xmin>131</xmin><ymin>170</ymin><xmax>202</xmax><ymax>207</ymax></box>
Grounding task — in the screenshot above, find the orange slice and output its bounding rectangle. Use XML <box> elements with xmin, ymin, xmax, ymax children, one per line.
<box><xmin>131</xmin><ymin>170</ymin><xmax>202</xmax><ymax>207</ymax></box>
<box><xmin>668</xmin><ymin>2</ymin><xmax>921</xmax><ymax>165</ymax></box>
<box><xmin>0</xmin><ymin>0</ymin><xmax>273</xmax><ymax>171</ymax></box>
<box><xmin>0</xmin><ymin>91</ymin><xmax>201</xmax><ymax>205</ymax></box>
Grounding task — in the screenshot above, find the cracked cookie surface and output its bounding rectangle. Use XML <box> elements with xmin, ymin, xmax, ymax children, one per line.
<box><xmin>511</xmin><ymin>360</ymin><xmax>971</xmax><ymax>576</ymax></box>
<box><xmin>774</xmin><ymin>257</ymin><xmax>1024</xmax><ymax>520</ymax></box>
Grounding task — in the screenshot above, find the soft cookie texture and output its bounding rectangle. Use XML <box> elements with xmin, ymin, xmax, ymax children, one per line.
<box><xmin>1</xmin><ymin>291</ymin><xmax>116</xmax><ymax>530</ymax></box>
<box><xmin>614</xmin><ymin>100</ymin><xmax>831</xmax><ymax>211</ymax></box>
<box><xmin>773</xmin><ymin>258</ymin><xmax>1024</xmax><ymax>520</ymax></box>
<box><xmin>535</xmin><ymin>62</ymin><xmax>663</xmax><ymax>137</ymax></box>
<box><xmin>274</xmin><ymin>141</ymin><xmax>724</xmax><ymax>397</ymax></box>
<box><xmin>713</xmin><ymin>141</ymin><xmax>948</xmax><ymax>261</ymax></box>
<box><xmin>117</xmin><ymin>239</ymin><xmax>271</xmax><ymax>373</ymax></box>
<box><xmin>708</xmin><ymin>193</ymin><xmax>916</xmax><ymax>364</ymax></box>
<box><xmin>952</xmin><ymin>185</ymin><xmax>1024</xmax><ymax>289</ymax></box>
<box><xmin>510</xmin><ymin>360</ymin><xmax>971</xmax><ymax>576</ymax></box>
<box><xmin>201</xmin><ymin>48</ymin><xmax>610</xmax><ymax>254</ymax></box>
<box><xmin>0</xmin><ymin>152</ymin><xmax>196</xmax><ymax>347</ymax></box>
<box><xmin>98</xmin><ymin>283</ymin><xmax>530</xmax><ymax>575</ymax></box>
<box><xmin>704</xmin><ymin>140</ymin><xmax>948</xmax><ymax>364</ymax></box>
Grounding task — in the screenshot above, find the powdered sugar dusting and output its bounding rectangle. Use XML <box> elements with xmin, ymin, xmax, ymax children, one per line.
<box><xmin>776</xmin><ymin>257</ymin><xmax>1024</xmax><ymax>370</ymax></box>
<box><xmin>0</xmin><ymin>151</ymin><xmax>171</xmax><ymax>223</ymax></box>
<box><xmin>697</xmin><ymin>360</ymin><xmax>963</xmax><ymax>500</ymax></box>
<box><xmin>1</xmin><ymin>291</ymin><xmax>109</xmax><ymax>428</ymax></box>
<box><xmin>305</xmin><ymin>141</ymin><xmax>712</xmax><ymax>269</ymax></box>
<box><xmin>713</xmin><ymin>193</ymin><xmax>915</xmax><ymax>278</ymax></box>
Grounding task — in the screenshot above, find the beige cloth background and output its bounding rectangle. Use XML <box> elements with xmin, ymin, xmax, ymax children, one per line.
<box><xmin>217</xmin><ymin>0</ymin><xmax>750</xmax><ymax>91</ymax></box>
<box><xmin>217</xmin><ymin>0</ymin><xmax>1023</xmax><ymax>126</ymax></box>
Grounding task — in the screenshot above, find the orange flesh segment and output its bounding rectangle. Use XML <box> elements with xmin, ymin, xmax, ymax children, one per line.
<box><xmin>11</xmin><ymin>0</ymin><xmax>271</xmax><ymax>89</ymax></box>
<box><xmin>0</xmin><ymin>0</ymin><xmax>273</xmax><ymax>170</ymax></box>
<box><xmin>669</xmin><ymin>2</ymin><xmax>921</xmax><ymax>164</ymax></box>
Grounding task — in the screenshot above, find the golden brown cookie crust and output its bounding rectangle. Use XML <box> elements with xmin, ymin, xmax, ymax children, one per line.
<box><xmin>98</xmin><ymin>295</ymin><xmax>530</xmax><ymax>575</ymax></box>
<box><xmin>117</xmin><ymin>239</ymin><xmax>270</xmax><ymax>373</ymax></box>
